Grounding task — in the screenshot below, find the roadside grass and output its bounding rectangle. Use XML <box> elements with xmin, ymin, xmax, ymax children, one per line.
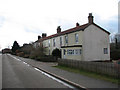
<box><xmin>54</xmin><ymin>65</ymin><xmax>119</xmax><ymax>84</ymax></box>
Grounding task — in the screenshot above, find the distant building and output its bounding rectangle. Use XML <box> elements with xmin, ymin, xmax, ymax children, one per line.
<box><xmin>2</xmin><ymin>48</ymin><xmax>12</xmax><ymax>54</ymax></box>
<box><xmin>34</xmin><ymin>13</ymin><xmax>110</xmax><ymax>61</ymax></box>
<box><xmin>115</xmin><ymin>34</ymin><xmax>120</xmax><ymax>43</ymax></box>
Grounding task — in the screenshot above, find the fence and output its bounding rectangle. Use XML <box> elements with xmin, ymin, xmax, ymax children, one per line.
<box><xmin>58</xmin><ymin>59</ymin><xmax>119</xmax><ymax>78</ymax></box>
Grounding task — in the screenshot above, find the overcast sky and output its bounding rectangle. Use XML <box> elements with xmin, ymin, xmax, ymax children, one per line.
<box><xmin>0</xmin><ymin>0</ymin><xmax>119</xmax><ymax>50</ymax></box>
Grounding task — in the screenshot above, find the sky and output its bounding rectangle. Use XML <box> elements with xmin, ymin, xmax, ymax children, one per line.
<box><xmin>0</xmin><ymin>0</ymin><xmax>119</xmax><ymax>50</ymax></box>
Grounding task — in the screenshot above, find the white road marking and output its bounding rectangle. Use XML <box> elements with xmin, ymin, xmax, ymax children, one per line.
<box><xmin>8</xmin><ymin>54</ymin><xmax>30</xmax><ymax>67</ymax></box>
<box><xmin>7</xmin><ymin>54</ymin><xmax>78</xmax><ymax>89</ymax></box>
<box><xmin>34</xmin><ymin>68</ymin><xmax>75</xmax><ymax>89</ymax></box>
<box><xmin>23</xmin><ymin>62</ymin><xmax>28</xmax><ymax>65</ymax></box>
<box><xmin>8</xmin><ymin>54</ymin><xmax>21</xmax><ymax>61</ymax></box>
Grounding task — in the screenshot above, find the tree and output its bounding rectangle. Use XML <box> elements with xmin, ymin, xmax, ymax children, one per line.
<box><xmin>110</xmin><ymin>43</ymin><xmax>120</xmax><ymax>60</ymax></box>
<box><xmin>52</xmin><ymin>48</ymin><xmax>61</xmax><ymax>58</ymax></box>
<box><xmin>29</xmin><ymin>45</ymin><xmax>46</xmax><ymax>59</ymax></box>
<box><xmin>12</xmin><ymin>41</ymin><xmax>20</xmax><ymax>54</ymax></box>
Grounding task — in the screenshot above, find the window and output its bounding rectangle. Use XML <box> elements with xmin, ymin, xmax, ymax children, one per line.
<box><xmin>75</xmin><ymin>49</ymin><xmax>82</xmax><ymax>55</ymax></box>
<box><xmin>75</xmin><ymin>33</ymin><xmax>78</xmax><ymax>43</ymax></box>
<box><xmin>60</xmin><ymin>37</ymin><xmax>62</xmax><ymax>46</ymax></box>
<box><xmin>53</xmin><ymin>39</ymin><xmax>55</xmax><ymax>47</ymax></box>
<box><xmin>104</xmin><ymin>48</ymin><xmax>108</xmax><ymax>54</ymax></box>
<box><xmin>79</xmin><ymin>49</ymin><xmax>82</xmax><ymax>54</ymax></box>
<box><xmin>67</xmin><ymin>49</ymin><xmax>81</xmax><ymax>55</ymax></box>
<box><xmin>49</xmin><ymin>50</ymin><xmax>50</xmax><ymax>55</ymax></box>
<box><xmin>67</xmin><ymin>50</ymin><xmax>74</xmax><ymax>55</ymax></box>
<box><xmin>48</xmin><ymin>40</ymin><xmax>50</xmax><ymax>47</ymax></box>
<box><xmin>65</xmin><ymin>36</ymin><xmax>68</xmax><ymax>44</ymax></box>
<box><xmin>64</xmin><ymin>49</ymin><xmax>66</xmax><ymax>55</ymax></box>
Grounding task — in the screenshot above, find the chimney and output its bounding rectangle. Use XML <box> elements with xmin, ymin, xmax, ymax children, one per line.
<box><xmin>76</xmin><ymin>22</ymin><xmax>80</xmax><ymax>27</ymax></box>
<box><xmin>42</xmin><ymin>33</ymin><xmax>47</xmax><ymax>38</ymax></box>
<box><xmin>38</xmin><ymin>35</ymin><xmax>41</xmax><ymax>40</ymax></box>
<box><xmin>57</xmin><ymin>26</ymin><xmax>61</xmax><ymax>33</ymax></box>
<box><xmin>88</xmin><ymin>13</ymin><xmax>94</xmax><ymax>24</ymax></box>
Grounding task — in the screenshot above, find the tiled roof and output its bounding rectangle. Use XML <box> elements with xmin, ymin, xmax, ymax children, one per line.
<box><xmin>39</xmin><ymin>23</ymin><xmax>89</xmax><ymax>42</ymax></box>
<box><xmin>38</xmin><ymin>23</ymin><xmax>110</xmax><ymax>42</ymax></box>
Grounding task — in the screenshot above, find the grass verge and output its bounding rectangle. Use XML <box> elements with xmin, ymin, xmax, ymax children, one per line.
<box><xmin>54</xmin><ymin>65</ymin><xmax>119</xmax><ymax>84</ymax></box>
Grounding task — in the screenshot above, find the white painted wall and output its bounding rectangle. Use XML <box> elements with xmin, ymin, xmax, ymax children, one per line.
<box><xmin>82</xmin><ymin>24</ymin><xmax>110</xmax><ymax>61</ymax></box>
<box><xmin>43</xmin><ymin>35</ymin><xmax>65</xmax><ymax>55</ymax></box>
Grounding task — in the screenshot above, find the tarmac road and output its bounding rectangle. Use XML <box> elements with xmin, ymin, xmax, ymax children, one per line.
<box><xmin>2</xmin><ymin>54</ymin><xmax>69</xmax><ymax>88</ymax></box>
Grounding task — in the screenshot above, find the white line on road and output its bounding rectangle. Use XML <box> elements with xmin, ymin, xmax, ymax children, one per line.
<box><xmin>8</xmin><ymin>54</ymin><xmax>21</xmax><ymax>61</ymax></box>
<box><xmin>23</xmin><ymin>62</ymin><xmax>28</xmax><ymax>65</ymax></box>
<box><xmin>7</xmin><ymin>54</ymin><xmax>78</xmax><ymax>89</ymax></box>
<box><xmin>34</xmin><ymin>68</ymin><xmax>75</xmax><ymax>89</ymax></box>
<box><xmin>8</xmin><ymin>54</ymin><xmax>30</xmax><ymax>67</ymax></box>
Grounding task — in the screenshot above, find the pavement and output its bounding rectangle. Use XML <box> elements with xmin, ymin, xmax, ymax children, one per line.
<box><xmin>15</xmin><ymin>55</ymin><xmax>119</xmax><ymax>89</ymax></box>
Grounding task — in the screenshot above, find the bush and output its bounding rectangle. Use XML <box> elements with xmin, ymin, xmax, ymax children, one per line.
<box><xmin>36</xmin><ymin>55</ymin><xmax>57</xmax><ymax>62</ymax></box>
<box><xmin>52</xmin><ymin>48</ymin><xmax>61</xmax><ymax>58</ymax></box>
<box><xmin>110</xmin><ymin>49</ymin><xmax>120</xmax><ymax>60</ymax></box>
<box><xmin>110</xmin><ymin>43</ymin><xmax>120</xmax><ymax>60</ymax></box>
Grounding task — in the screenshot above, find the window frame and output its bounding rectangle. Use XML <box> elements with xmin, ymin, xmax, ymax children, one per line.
<box><xmin>48</xmin><ymin>40</ymin><xmax>50</xmax><ymax>47</ymax></box>
<box><xmin>60</xmin><ymin>37</ymin><xmax>62</xmax><ymax>46</ymax></box>
<box><xmin>65</xmin><ymin>36</ymin><xmax>68</xmax><ymax>44</ymax></box>
<box><xmin>103</xmin><ymin>48</ymin><xmax>108</xmax><ymax>54</ymax></box>
<box><xmin>53</xmin><ymin>39</ymin><xmax>55</xmax><ymax>47</ymax></box>
<box><xmin>75</xmin><ymin>33</ymin><xmax>79</xmax><ymax>43</ymax></box>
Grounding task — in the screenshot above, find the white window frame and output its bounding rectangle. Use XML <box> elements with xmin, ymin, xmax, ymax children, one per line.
<box><xmin>75</xmin><ymin>33</ymin><xmax>79</xmax><ymax>43</ymax></box>
<box><xmin>60</xmin><ymin>37</ymin><xmax>62</xmax><ymax>46</ymax></box>
<box><xmin>48</xmin><ymin>40</ymin><xmax>50</xmax><ymax>47</ymax></box>
<box><xmin>104</xmin><ymin>48</ymin><xmax>108</xmax><ymax>54</ymax></box>
<box><xmin>53</xmin><ymin>39</ymin><xmax>55</xmax><ymax>47</ymax></box>
<box><xmin>75</xmin><ymin>49</ymin><xmax>82</xmax><ymax>55</ymax></box>
<box><xmin>65</xmin><ymin>36</ymin><xmax>68</xmax><ymax>44</ymax></box>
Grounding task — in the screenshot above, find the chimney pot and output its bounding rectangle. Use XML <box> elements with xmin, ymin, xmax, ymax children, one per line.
<box><xmin>76</xmin><ymin>22</ymin><xmax>80</xmax><ymax>27</ymax></box>
<box><xmin>42</xmin><ymin>33</ymin><xmax>47</xmax><ymax>38</ymax></box>
<box><xmin>88</xmin><ymin>13</ymin><xmax>94</xmax><ymax>24</ymax></box>
<box><xmin>38</xmin><ymin>35</ymin><xmax>41</xmax><ymax>40</ymax></box>
<box><xmin>57</xmin><ymin>26</ymin><xmax>61</xmax><ymax>33</ymax></box>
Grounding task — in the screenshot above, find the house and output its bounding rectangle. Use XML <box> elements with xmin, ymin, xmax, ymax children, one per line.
<box><xmin>2</xmin><ymin>48</ymin><xmax>12</xmax><ymax>54</ymax></box>
<box><xmin>34</xmin><ymin>13</ymin><xmax>110</xmax><ymax>61</ymax></box>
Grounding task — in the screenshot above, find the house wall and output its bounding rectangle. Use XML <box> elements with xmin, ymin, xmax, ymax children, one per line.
<box><xmin>41</xmin><ymin>24</ymin><xmax>110</xmax><ymax>61</ymax></box>
<box><xmin>82</xmin><ymin>24</ymin><xmax>110</xmax><ymax>61</ymax></box>
<box><xmin>61</xmin><ymin>31</ymin><xmax>83</xmax><ymax>60</ymax></box>
<box><xmin>63</xmin><ymin>31</ymin><xmax>83</xmax><ymax>46</ymax></box>
<box><xmin>43</xmin><ymin>35</ymin><xmax>65</xmax><ymax>55</ymax></box>
<box><xmin>43</xmin><ymin>30</ymin><xmax>83</xmax><ymax>58</ymax></box>
<box><xmin>61</xmin><ymin>47</ymin><xmax>82</xmax><ymax>60</ymax></box>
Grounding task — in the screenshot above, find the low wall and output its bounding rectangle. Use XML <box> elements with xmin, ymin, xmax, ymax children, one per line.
<box><xmin>58</xmin><ymin>59</ymin><xmax>119</xmax><ymax>78</ymax></box>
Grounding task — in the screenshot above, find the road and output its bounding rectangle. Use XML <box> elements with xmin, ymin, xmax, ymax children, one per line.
<box><xmin>2</xmin><ymin>54</ymin><xmax>70</xmax><ymax>88</ymax></box>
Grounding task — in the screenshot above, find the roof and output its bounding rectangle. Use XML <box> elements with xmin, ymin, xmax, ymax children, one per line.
<box><xmin>39</xmin><ymin>23</ymin><xmax>89</xmax><ymax>42</ymax></box>
<box><xmin>38</xmin><ymin>23</ymin><xmax>110</xmax><ymax>42</ymax></box>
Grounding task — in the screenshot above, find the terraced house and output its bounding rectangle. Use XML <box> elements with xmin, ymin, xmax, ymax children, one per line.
<box><xmin>34</xmin><ymin>13</ymin><xmax>110</xmax><ymax>61</ymax></box>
